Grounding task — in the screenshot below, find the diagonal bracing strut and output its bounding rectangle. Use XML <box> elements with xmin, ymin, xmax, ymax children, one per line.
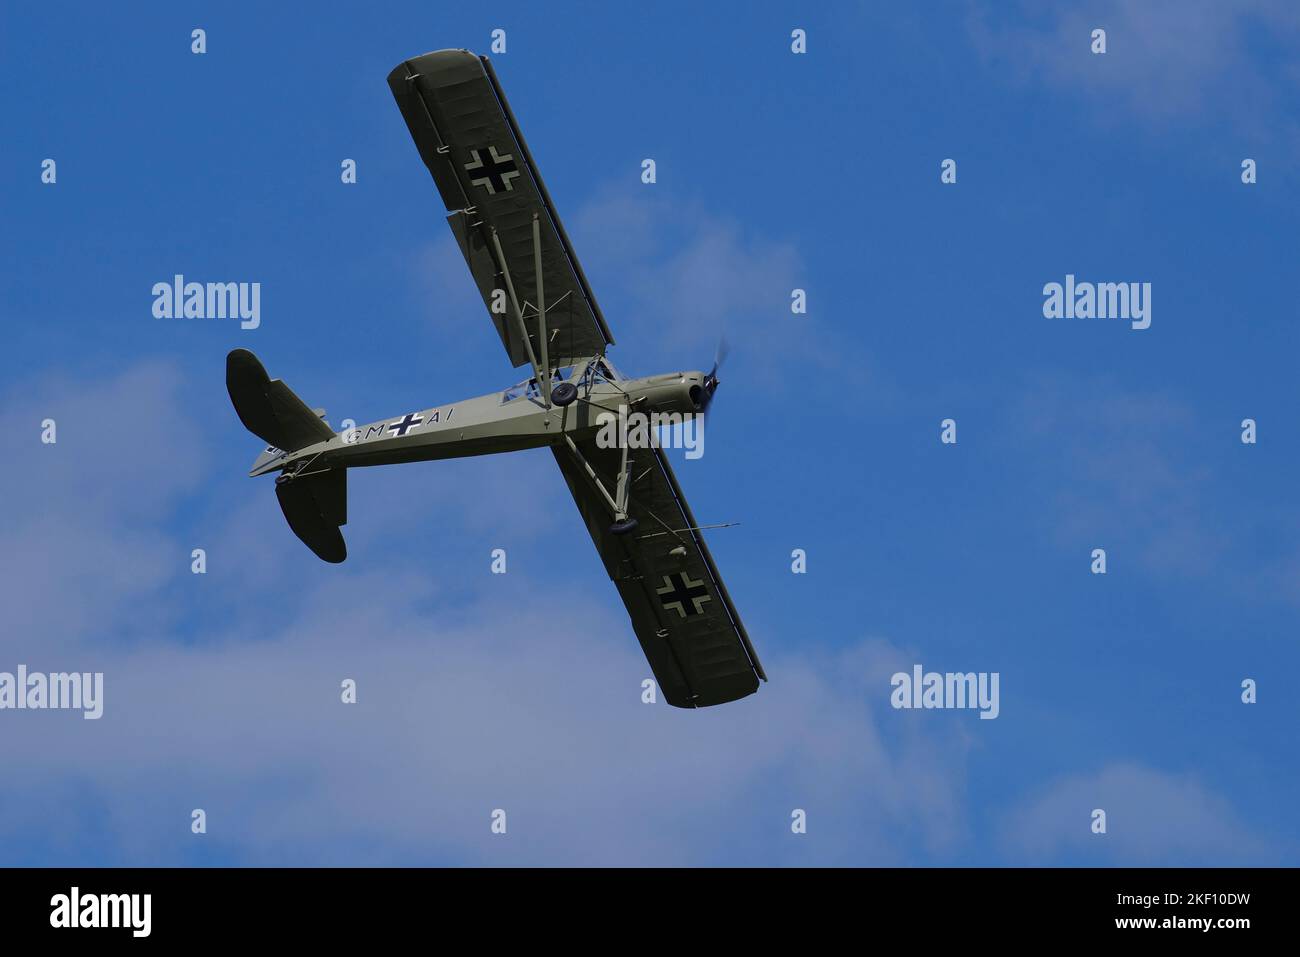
<box><xmin>562</xmin><ymin>427</ymin><xmax>634</xmax><ymax>524</ymax></box>
<box><xmin>490</xmin><ymin>226</ymin><xmax>550</xmax><ymax>409</ymax></box>
<box><xmin>532</xmin><ymin>213</ymin><xmax>551</xmax><ymax>409</ymax></box>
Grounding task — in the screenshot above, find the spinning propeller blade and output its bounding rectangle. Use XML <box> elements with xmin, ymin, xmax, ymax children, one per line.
<box><xmin>700</xmin><ymin>336</ymin><xmax>728</xmax><ymax>416</ymax></box>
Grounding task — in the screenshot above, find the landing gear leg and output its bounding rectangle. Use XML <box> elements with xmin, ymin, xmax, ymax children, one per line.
<box><xmin>559</xmin><ymin>419</ymin><xmax>639</xmax><ymax>536</ymax></box>
<box><xmin>609</xmin><ymin>420</ymin><xmax>637</xmax><ymax>535</ymax></box>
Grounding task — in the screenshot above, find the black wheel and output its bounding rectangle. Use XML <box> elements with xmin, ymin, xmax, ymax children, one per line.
<box><xmin>551</xmin><ymin>381</ymin><xmax>578</xmax><ymax>406</ymax></box>
<box><xmin>609</xmin><ymin>517</ymin><xmax>639</xmax><ymax>535</ymax></box>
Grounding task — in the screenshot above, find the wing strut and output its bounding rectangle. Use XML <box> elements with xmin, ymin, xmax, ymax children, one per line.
<box><xmin>533</xmin><ymin>213</ymin><xmax>551</xmax><ymax>406</ymax></box>
<box><xmin>489</xmin><ymin>226</ymin><xmax>550</xmax><ymax>408</ymax></box>
<box><xmin>480</xmin><ymin>54</ymin><xmax>614</xmax><ymax>348</ymax></box>
<box><xmin>561</xmin><ymin>431</ymin><xmax>634</xmax><ymax>526</ymax></box>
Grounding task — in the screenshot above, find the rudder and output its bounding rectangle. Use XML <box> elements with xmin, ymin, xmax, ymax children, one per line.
<box><xmin>276</xmin><ymin>469</ymin><xmax>348</xmax><ymax>563</ymax></box>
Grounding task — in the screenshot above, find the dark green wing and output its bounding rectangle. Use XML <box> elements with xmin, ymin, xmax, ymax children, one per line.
<box><xmin>553</xmin><ymin>438</ymin><xmax>766</xmax><ymax>708</ymax></box>
<box><xmin>388</xmin><ymin>49</ymin><xmax>614</xmax><ymax>368</ymax></box>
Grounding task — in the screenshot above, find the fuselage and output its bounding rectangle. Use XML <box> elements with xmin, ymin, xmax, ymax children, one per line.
<box><xmin>250</xmin><ymin>358</ymin><xmax>707</xmax><ymax>477</ymax></box>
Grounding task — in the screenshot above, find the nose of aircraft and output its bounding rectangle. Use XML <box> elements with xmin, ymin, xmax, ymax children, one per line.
<box><xmin>686</xmin><ymin>371</ymin><xmax>707</xmax><ymax>411</ymax></box>
<box><xmin>700</xmin><ymin>364</ymin><xmax>720</xmax><ymax>413</ymax></box>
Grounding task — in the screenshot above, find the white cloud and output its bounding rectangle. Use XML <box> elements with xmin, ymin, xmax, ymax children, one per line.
<box><xmin>966</xmin><ymin>0</ymin><xmax>1300</xmax><ymax>144</ymax></box>
<box><xmin>13</xmin><ymin>615</ymin><xmax>977</xmax><ymax>863</ymax></box>
<box><xmin>1001</xmin><ymin>761</ymin><xmax>1272</xmax><ymax>864</ymax></box>
<box><xmin>572</xmin><ymin>185</ymin><xmax>817</xmax><ymax>376</ymax></box>
<box><xmin>0</xmin><ymin>362</ymin><xmax>204</xmax><ymax>651</ymax></box>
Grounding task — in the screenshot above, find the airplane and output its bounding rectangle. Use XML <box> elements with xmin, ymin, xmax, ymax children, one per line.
<box><xmin>226</xmin><ymin>49</ymin><xmax>766</xmax><ymax>708</ymax></box>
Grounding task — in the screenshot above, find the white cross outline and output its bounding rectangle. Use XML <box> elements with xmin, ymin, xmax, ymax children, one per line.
<box><xmin>463</xmin><ymin>145</ymin><xmax>521</xmax><ymax>194</ymax></box>
<box><xmin>655</xmin><ymin>571</ymin><xmax>712</xmax><ymax>619</ymax></box>
<box><xmin>386</xmin><ymin>411</ymin><xmax>425</xmax><ymax>437</ymax></box>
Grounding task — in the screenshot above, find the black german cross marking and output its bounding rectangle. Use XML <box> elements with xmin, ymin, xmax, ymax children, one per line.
<box><xmin>464</xmin><ymin>145</ymin><xmax>520</xmax><ymax>194</ymax></box>
<box><xmin>656</xmin><ymin>572</ymin><xmax>711</xmax><ymax>619</ymax></box>
<box><xmin>387</xmin><ymin>412</ymin><xmax>424</xmax><ymax>437</ymax></box>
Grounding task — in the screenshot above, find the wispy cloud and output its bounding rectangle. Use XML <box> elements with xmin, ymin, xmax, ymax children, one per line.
<box><xmin>572</xmin><ymin>185</ymin><xmax>814</xmax><ymax>376</ymax></box>
<box><xmin>1001</xmin><ymin>761</ymin><xmax>1273</xmax><ymax>864</ymax></box>
<box><xmin>0</xmin><ymin>361</ymin><xmax>204</xmax><ymax>651</ymax></box>
<box><xmin>966</xmin><ymin>0</ymin><xmax>1300</xmax><ymax>146</ymax></box>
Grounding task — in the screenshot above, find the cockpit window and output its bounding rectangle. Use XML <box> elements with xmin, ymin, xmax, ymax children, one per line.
<box><xmin>500</xmin><ymin>365</ymin><xmax>575</xmax><ymax>403</ymax></box>
<box><xmin>587</xmin><ymin>359</ymin><xmax>619</xmax><ymax>385</ymax></box>
<box><xmin>500</xmin><ymin>381</ymin><xmax>531</xmax><ymax>403</ymax></box>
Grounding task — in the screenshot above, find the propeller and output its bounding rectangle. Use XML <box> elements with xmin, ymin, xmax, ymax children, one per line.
<box><xmin>699</xmin><ymin>336</ymin><xmax>728</xmax><ymax>416</ymax></box>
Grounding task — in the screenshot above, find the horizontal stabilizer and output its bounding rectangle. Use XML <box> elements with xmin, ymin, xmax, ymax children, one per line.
<box><xmin>227</xmin><ymin>349</ymin><xmax>335</xmax><ymax>452</ymax></box>
<box><xmin>276</xmin><ymin>470</ymin><xmax>347</xmax><ymax>563</ymax></box>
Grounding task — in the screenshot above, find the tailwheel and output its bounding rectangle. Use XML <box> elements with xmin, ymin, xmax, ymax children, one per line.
<box><xmin>609</xmin><ymin>517</ymin><xmax>638</xmax><ymax>535</ymax></box>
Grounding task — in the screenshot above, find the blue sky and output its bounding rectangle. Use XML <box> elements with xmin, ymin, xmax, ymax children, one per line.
<box><xmin>2</xmin><ymin>0</ymin><xmax>1298</xmax><ymax>865</ymax></box>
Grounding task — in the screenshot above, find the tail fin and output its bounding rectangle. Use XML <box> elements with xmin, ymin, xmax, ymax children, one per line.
<box><xmin>276</xmin><ymin>469</ymin><xmax>348</xmax><ymax>563</ymax></box>
<box><xmin>226</xmin><ymin>349</ymin><xmax>334</xmax><ymax>452</ymax></box>
<box><xmin>227</xmin><ymin>349</ymin><xmax>348</xmax><ymax>563</ymax></box>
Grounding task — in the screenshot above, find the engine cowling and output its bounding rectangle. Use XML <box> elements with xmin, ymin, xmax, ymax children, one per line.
<box><xmin>637</xmin><ymin>371</ymin><xmax>708</xmax><ymax>414</ymax></box>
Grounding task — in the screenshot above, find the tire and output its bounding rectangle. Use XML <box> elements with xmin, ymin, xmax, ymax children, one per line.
<box><xmin>551</xmin><ymin>381</ymin><xmax>579</xmax><ymax>406</ymax></box>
